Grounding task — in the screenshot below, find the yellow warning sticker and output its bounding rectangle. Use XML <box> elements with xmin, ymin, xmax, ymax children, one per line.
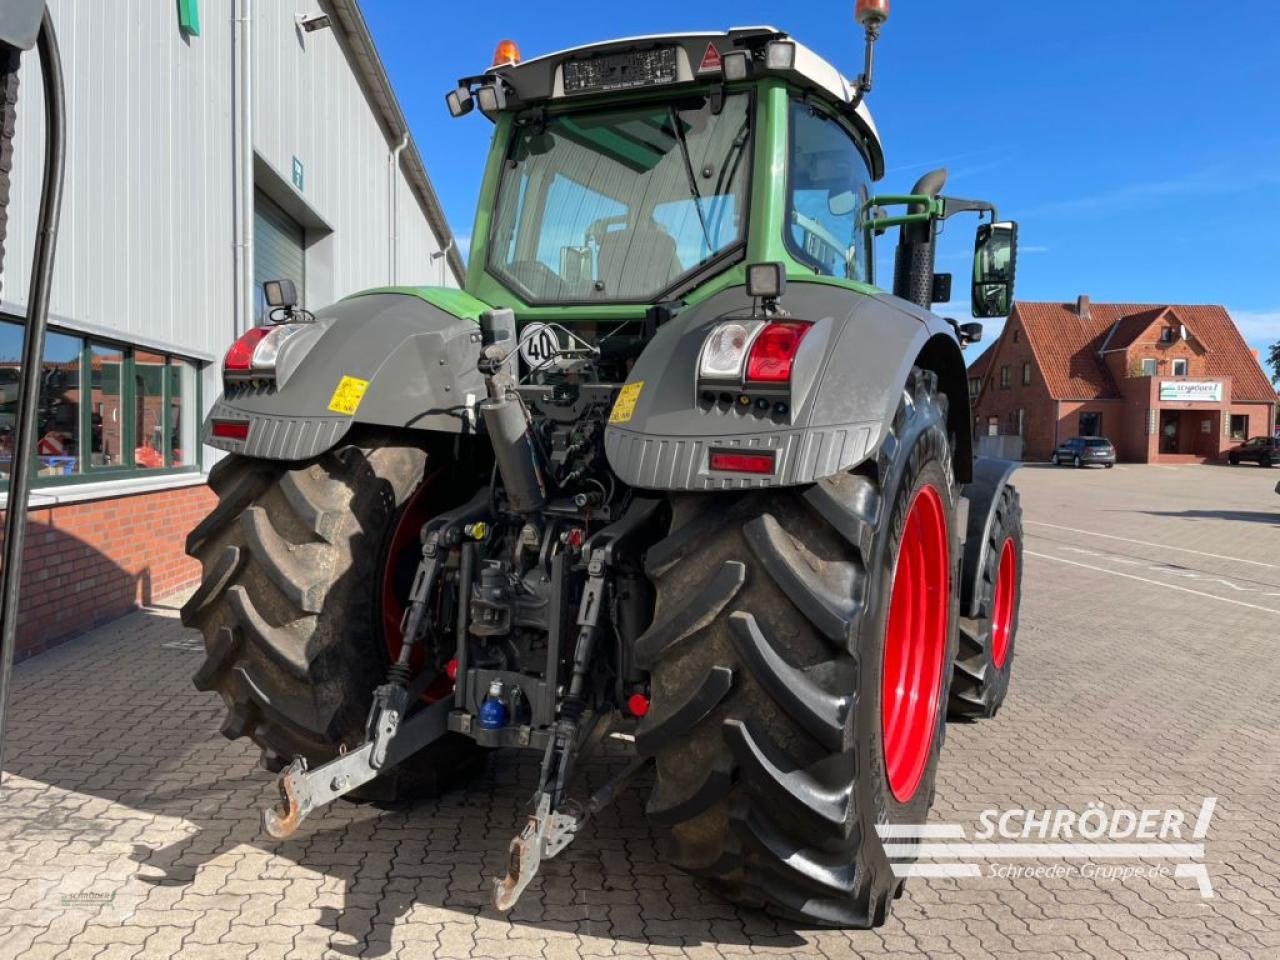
<box><xmin>327</xmin><ymin>375</ymin><xmax>370</xmax><ymax>416</ymax></box>
<box><xmin>609</xmin><ymin>380</ymin><xmax>644</xmax><ymax>424</ymax></box>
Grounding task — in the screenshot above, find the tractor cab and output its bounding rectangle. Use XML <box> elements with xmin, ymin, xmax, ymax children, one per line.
<box><xmin>446</xmin><ymin>24</ymin><xmax>1014</xmax><ymax>327</ymax></box>
<box><xmin>448</xmin><ymin>28</ymin><xmax>885</xmax><ymax>316</ymax></box>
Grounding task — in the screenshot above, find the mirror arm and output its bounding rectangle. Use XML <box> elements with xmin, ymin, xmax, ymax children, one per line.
<box><xmin>938</xmin><ymin>196</ymin><xmax>998</xmax><ymax>222</ymax></box>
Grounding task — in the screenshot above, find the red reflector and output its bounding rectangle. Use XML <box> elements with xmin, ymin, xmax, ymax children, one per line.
<box><xmin>223</xmin><ymin>327</ymin><xmax>269</xmax><ymax>372</ymax></box>
<box><xmin>211</xmin><ymin>419</ymin><xmax>250</xmax><ymax>441</ymax></box>
<box><xmin>709</xmin><ymin>450</ymin><xmax>776</xmax><ymax>475</ymax></box>
<box><xmin>746</xmin><ymin>321</ymin><xmax>811</xmax><ymax>382</ymax></box>
<box><xmin>698</xmin><ymin>43</ymin><xmax>722</xmax><ymax>73</ymax></box>
<box><xmin>627</xmin><ymin>693</ymin><xmax>650</xmax><ymax>718</ymax></box>
<box><xmin>446</xmin><ymin>658</ymin><xmax>459</xmax><ymax>681</ymax></box>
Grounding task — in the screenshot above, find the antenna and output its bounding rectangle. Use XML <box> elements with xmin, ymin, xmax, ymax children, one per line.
<box><xmin>851</xmin><ymin>0</ymin><xmax>890</xmax><ymax>109</ymax></box>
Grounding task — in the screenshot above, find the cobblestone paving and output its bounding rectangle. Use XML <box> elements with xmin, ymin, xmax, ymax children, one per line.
<box><xmin>1</xmin><ymin>464</ymin><xmax>1277</xmax><ymax>959</ymax></box>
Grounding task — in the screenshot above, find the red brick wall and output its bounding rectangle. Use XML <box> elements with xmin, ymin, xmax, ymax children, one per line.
<box><xmin>971</xmin><ymin>313</ymin><xmax>1062</xmax><ymax>459</ymax></box>
<box><xmin>0</xmin><ymin>483</ymin><xmax>214</xmax><ymax>661</ymax></box>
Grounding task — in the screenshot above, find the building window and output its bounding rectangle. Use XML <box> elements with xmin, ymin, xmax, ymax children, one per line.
<box><xmin>968</xmin><ymin>377</ymin><xmax>980</xmax><ymax>399</ymax></box>
<box><xmin>1141</xmin><ymin>358</ymin><xmax>1157</xmax><ymax>376</ymax></box>
<box><xmin>1000</xmin><ymin>365</ymin><xmax>1011</xmax><ymax>388</ymax></box>
<box><xmin>1016</xmin><ymin>408</ymin><xmax>1025</xmax><ymax>437</ymax></box>
<box><xmin>1012</xmin><ymin>328</ymin><xmax>1020</xmax><ymax>343</ymax></box>
<box><xmin>1079</xmin><ymin>412</ymin><xmax>1102</xmax><ymax>436</ymax></box>
<box><xmin>1160</xmin><ymin>327</ymin><xmax>1173</xmax><ymax>343</ymax></box>
<box><xmin>1230</xmin><ymin>414</ymin><xmax>1248</xmax><ymax>441</ymax></box>
<box><xmin>1171</xmin><ymin>358</ymin><xmax>1188</xmax><ymax>376</ymax></box>
<box><xmin>0</xmin><ymin>318</ymin><xmax>202</xmax><ymax>488</ymax></box>
<box><xmin>987</xmin><ymin>416</ymin><xmax>998</xmax><ymax>437</ymax></box>
<box><xmin>1022</xmin><ymin>362</ymin><xmax>1032</xmax><ymax>386</ymax></box>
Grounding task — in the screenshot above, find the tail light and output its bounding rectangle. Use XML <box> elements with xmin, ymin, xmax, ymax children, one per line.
<box><xmin>223</xmin><ymin>324</ymin><xmax>304</xmax><ymax>378</ymax></box>
<box><xmin>697</xmin><ymin>320</ymin><xmax>812</xmax><ymax>387</ymax></box>
<box><xmin>746</xmin><ymin>322</ymin><xmax>811</xmax><ymax>383</ymax></box>
<box><xmin>698</xmin><ymin>321</ymin><xmax>761</xmax><ymax>381</ymax></box>
<box><xmin>223</xmin><ymin>327</ymin><xmax>269</xmax><ymax>373</ymax></box>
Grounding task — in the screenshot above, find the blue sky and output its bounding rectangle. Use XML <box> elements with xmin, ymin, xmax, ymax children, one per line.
<box><xmin>363</xmin><ymin>0</ymin><xmax>1280</xmax><ymax>367</ymax></box>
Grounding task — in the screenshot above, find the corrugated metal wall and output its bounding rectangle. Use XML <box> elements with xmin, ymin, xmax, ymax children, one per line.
<box><xmin>1</xmin><ymin>0</ymin><xmax>458</xmax><ymax>365</ymax></box>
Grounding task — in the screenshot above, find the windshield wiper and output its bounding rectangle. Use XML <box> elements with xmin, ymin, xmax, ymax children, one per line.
<box><xmin>668</xmin><ymin>107</ymin><xmax>713</xmax><ymax>255</ymax></box>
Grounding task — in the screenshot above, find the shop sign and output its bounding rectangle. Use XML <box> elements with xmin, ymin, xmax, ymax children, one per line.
<box><xmin>1159</xmin><ymin>380</ymin><xmax>1222</xmax><ymax>402</ymax></box>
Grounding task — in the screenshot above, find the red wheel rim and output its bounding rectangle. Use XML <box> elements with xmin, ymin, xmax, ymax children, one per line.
<box><xmin>881</xmin><ymin>483</ymin><xmax>949</xmax><ymax>804</ymax></box>
<box><xmin>990</xmin><ymin>538</ymin><xmax>1016</xmax><ymax>669</ymax></box>
<box><xmin>381</xmin><ymin>475</ymin><xmax>453</xmax><ymax>703</ymax></box>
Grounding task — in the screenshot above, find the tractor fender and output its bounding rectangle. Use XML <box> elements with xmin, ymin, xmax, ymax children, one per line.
<box><xmin>959</xmin><ymin>456</ymin><xmax>1020</xmax><ymax>619</ymax></box>
<box><xmin>603</xmin><ymin>282</ymin><xmax>971</xmax><ymax>489</ymax></box>
<box><xmin>204</xmin><ymin>290</ymin><xmax>489</xmax><ymax>461</ymax></box>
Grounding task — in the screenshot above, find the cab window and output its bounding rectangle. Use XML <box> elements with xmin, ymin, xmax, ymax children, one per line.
<box><xmin>786</xmin><ymin>101</ymin><xmax>874</xmax><ymax>282</ymax></box>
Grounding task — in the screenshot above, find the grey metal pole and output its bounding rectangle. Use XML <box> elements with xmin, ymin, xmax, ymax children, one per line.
<box><xmin>0</xmin><ymin>9</ymin><xmax>65</xmax><ymax>778</ymax></box>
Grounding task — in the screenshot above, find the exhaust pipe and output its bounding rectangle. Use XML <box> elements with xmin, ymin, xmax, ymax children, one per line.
<box><xmin>893</xmin><ymin>168</ymin><xmax>947</xmax><ymax>309</ymax></box>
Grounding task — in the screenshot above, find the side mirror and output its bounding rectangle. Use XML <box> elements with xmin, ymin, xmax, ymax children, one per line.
<box><xmin>971</xmin><ymin>220</ymin><xmax>1018</xmax><ymax>318</ymax></box>
<box><xmin>828</xmin><ymin>191</ymin><xmax>858</xmax><ymax>217</ymax></box>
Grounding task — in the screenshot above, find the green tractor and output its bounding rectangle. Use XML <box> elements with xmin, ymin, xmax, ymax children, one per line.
<box><xmin>183</xmin><ymin>4</ymin><xmax>1024</xmax><ymax>926</ymax></box>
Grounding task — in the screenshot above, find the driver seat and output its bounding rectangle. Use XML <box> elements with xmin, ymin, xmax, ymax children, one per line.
<box><xmin>596</xmin><ymin>219</ymin><xmax>680</xmax><ymax>296</ymax></box>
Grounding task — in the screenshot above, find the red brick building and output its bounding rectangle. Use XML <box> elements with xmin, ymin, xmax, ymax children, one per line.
<box><xmin>971</xmin><ymin>296</ymin><xmax>1277</xmax><ymax>463</ymax></box>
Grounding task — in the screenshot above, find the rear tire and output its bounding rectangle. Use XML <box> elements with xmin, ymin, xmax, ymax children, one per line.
<box><xmin>1229</xmin><ymin>455</ymin><xmax>1239</xmax><ymax>465</ymax></box>
<box><xmin>181</xmin><ymin>436</ymin><xmax>483</xmax><ymax>789</ymax></box>
<box><xmin>636</xmin><ymin>369</ymin><xmax>959</xmax><ymax>927</ymax></box>
<box><xmin>948</xmin><ymin>485</ymin><xmax>1023</xmax><ymax>720</ymax></box>
<box><xmin>1051</xmin><ymin>453</ymin><xmax>1059</xmax><ymax>466</ymax></box>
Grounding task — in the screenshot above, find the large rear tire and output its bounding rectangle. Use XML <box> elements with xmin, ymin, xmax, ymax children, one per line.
<box><xmin>181</xmin><ymin>436</ymin><xmax>482</xmax><ymax>787</ymax></box>
<box><xmin>947</xmin><ymin>484</ymin><xmax>1023</xmax><ymax>720</ymax></box>
<box><xmin>636</xmin><ymin>369</ymin><xmax>959</xmax><ymax>927</ymax></box>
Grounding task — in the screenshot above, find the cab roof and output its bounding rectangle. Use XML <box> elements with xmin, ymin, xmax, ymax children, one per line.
<box><xmin>480</xmin><ymin>26</ymin><xmax>884</xmax><ymax>179</ymax></box>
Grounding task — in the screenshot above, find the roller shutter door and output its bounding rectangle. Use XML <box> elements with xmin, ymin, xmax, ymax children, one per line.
<box><xmin>254</xmin><ymin>190</ymin><xmax>304</xmax><ymax>323</ymax></box>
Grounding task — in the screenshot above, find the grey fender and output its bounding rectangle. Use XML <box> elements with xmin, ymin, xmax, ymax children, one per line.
<box><xmin>205</xmin><ymin>292</ymin><xmax>487</xmax><ymax>461</ymax></box>
<box><xmin>603</xmin><ymin>281</ymin><xmax>972</xmax><ymax>490</ymax></box>
<box><xmin>959</xmin><ymin>456</ymin><xmax>1020</xmax><ymax>619</ymax></box>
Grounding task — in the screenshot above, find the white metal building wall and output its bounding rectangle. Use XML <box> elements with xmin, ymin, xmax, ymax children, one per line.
<box><xmin>252</xmin><ymin>1</ymin><xmax>451</xmax><ymax>299</ymax></box>
<box><xmin>0</xmin><ymin>0</ymin><xmax>459</xmax><ymax>365</ymax></box>
<box><xmin>1</xmin><ymin>1</ymin><xmax>235</xmax><ymax>361</ymax></box>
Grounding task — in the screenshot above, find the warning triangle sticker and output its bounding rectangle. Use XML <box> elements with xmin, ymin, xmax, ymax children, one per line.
<box><xmin>698</xmin><ymin>43</ymin><xmax>722</xmax><ymax>73</ymax></box>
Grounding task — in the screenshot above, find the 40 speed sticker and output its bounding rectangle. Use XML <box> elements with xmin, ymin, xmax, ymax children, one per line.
<box><xmin>609</xmin><ymin>381</ymin><xmax>644</xmax><ymax>424</ymax></box>
<box><xmin>518</xmin><ymin>322</ymin><xmax>561</xmax><ymax>370</ymax></box>
<box><xmin>327</xmin><ymin>375</ymin><xmax>369</xmax><ymax>416</ymax></box>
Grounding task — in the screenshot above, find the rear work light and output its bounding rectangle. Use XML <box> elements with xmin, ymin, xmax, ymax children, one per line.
<box><xmin>709</xmin><ymin>449</ymin><xmax>776</xmax><ymax>475</ymax></box>
<box><xmin>746</xmin><ymin>322</ymin><xmax>811</xmax><ymax>383</ymax></box>
<box><xmin>223</xmin><ymin>324</ymin><xmax>304</xmax><ymax>377</ymax></box>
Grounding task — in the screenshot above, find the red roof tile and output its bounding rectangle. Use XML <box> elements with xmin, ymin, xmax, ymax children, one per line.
<box><xmin>966</xmin><ymin>339</ymin><xmax>998</xmax><ymax>378</ymax></box>
<box><xmin>1012</xmin><ymin>301</ymin><xmax>1276</xmax><ymax>403</ymax></box>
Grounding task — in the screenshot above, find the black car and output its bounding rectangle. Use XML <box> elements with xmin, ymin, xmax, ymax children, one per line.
<box><xmin>1227</xmin><ymin>436</ymin><xmax>1277</xmax><ymax>467</ymax></box>
<box><xmin>1051</xmin><ymin>436</ymin><xmax>1116</xmax><ymax>468</ymax></box>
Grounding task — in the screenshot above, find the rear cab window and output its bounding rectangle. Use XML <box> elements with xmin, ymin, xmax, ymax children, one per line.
<box><xmin>785</xmin><ymin>100</ymin><xmax>874</xmax><ymax>283</ymax></box>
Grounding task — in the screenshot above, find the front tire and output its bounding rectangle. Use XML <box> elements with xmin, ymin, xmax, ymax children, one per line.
<box><xmin>181</xmin><ymin>436</ymin><xmax>481</xmax><ymax>786</ymax></box>
<box><xmin>948</xmin><ymin>485</ymin><xmax>1023</xmax><ymax>720</ymax></box>
<box><xmin>636</xmin><ymin>369</ymin><xmax>959</xmax><ymax>927</ymax></box>
<box><xmin>1073</xmin><ymin>455</ymin><xmax>1082</xmax><ymax>468</ymax></box>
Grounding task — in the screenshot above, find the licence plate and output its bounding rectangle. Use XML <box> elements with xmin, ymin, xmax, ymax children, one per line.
<box><xmin>563</xmin><ymin>47</ymin><xmax>679</xmax><ymax>95</ymax></box>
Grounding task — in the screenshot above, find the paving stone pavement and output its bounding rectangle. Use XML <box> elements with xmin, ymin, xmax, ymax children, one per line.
<box><xmin>1</xmin><ymin>463</ymin><xmax>1277</xmax><ymax>959</ymax></box>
